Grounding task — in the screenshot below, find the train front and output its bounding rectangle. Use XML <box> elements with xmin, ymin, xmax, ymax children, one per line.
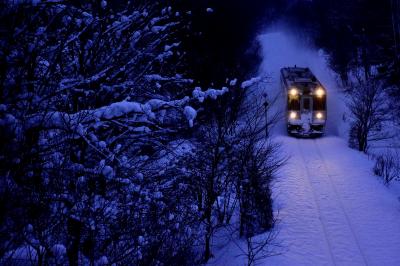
<box><xmin>287</xmin><ymin>83</ymin><xmax>327</xmax><ymax>137</ymax></box>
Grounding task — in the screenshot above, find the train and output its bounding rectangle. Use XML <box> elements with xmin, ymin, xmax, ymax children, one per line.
<box><xmin>280</xmin><ymin>66</ymin><xmax>327</xmax><ymax>137</ymax></box>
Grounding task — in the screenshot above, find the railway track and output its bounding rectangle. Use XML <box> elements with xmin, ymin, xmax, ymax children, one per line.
<box><xmin>295</xmin><ymin>138</ymin><xmax>368</xmax><ymax>266</ymax></box>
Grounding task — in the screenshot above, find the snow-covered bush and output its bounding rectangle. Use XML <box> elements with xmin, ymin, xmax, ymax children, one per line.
<box><xmin>347</xmin><ymin>78</ymin><xmax>391</xmax><ymax>152</ymax></box>
<box><xmin>230</xmin><ymin>96</ymin><xmax>285</xmax><ymax>238</ymax></box>
<box><xmin>373</xmin><ymin>151</ymin><xmax>400</xmax><ymax>185</ymax></box>
<box><xmin>0</xmin><ymin>1</ymin><xmax>282</xmax><ymax>265</ymax></box>
<box><xmin>168</xmin><ymin>87</ymin><xmax>285</xmax><ymax>261</ymax></box>
<box><xmin>0</xmin><ymin>2</ymin><xmax>206</xmax><ymax>265</ymax></box>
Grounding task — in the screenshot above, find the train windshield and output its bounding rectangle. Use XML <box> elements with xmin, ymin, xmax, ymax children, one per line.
<box><xmin>313</xmin><ymin>96</ymin><xmax>326</xmax><ymax>111</ymax></box>
<box><xmin>288</xmin><ymin>96</ymin><xmax>300</xmax><ymax>110</ymax></box>
<box><xmin>303</xmin><ymin>98</ymin><xmax>311</xmax><ymax>111</ymax></box>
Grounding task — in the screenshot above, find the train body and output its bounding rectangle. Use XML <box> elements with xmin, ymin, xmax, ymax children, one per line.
<box><xmin>280</xmin><ymin>67</ymin><xmax>327</xmax><ymax>137</ymax></box>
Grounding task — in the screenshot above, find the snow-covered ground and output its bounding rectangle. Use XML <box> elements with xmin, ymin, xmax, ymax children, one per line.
<box><xmin>274</xmin><ymin>136</ymin><xmax>400</xmax><ymax>266</ymax></box>
<box><xmin>211</xmin><ymin>136</ymin><xmax>400</xmax><ymax>266</ymax></box>
<box><xmin>210</xmin><ymin>31</ymin><xmax>400</xmax><ymax>266</ymax></box>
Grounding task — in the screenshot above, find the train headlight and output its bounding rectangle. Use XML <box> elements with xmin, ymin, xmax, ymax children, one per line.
<box><xmin>316</xmin><ymin>112</ymin><xmax>323</xmax><ymax>119</ymax></box>
<box><xmin>289</xmin><ymin>111</ymin><xmax>297</xmax><ymax>119</ymax></box>
<box><xmin>315</xmin><ymin>87</ymin><xmax>325</xmax><ymax>97</ymax></box>
<box><xmin>289</xmin><ymin>88</ymin><xmax>298</xmax><ymax>96</ymax></box>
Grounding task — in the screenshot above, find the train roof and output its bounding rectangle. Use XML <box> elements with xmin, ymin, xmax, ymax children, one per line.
<box><xmin>280</xmin><ymin>67</ymin><xmax>322</xmax><ymax>89</ymax></box>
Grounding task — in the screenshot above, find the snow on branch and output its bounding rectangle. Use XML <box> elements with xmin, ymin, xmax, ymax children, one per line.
<box><xmin>144</xmin><ymin>74</ymin><xmax>193</xmax><ymax>83</ymax></box>
<box><xmin>192</xmin><ymin>87</ymin><xmax>229</xmax><ymax>103</ymax></box>
<box><xmin>241</xmin><ymin>77</ymin><xmax>261</xmax><ymax>89</ymax></box>
<box><xmin>184</xmin><ymin>106</ymin><xmax>197</xmax><ymax>127</ymax></box>
<box><xmin>27</xmin><ymin>96</ymin><xmax>190</xmax><ymax>130</ymax></box>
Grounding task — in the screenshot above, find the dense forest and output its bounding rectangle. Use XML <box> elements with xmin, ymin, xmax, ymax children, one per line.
<box><xmin>0</xmin><ymin>0</ymin><xmax>399</xmax><ymax>265</ymax></box>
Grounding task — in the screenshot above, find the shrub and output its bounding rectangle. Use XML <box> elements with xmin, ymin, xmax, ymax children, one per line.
<box><xmin>373</xmin><ymin>151</ymin><xmax>400</xmax><ymax>185</ymax></box>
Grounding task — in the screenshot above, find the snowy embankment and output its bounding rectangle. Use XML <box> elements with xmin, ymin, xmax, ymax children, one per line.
<box><xmin>210</xmin><ymin>31</ymin><xmax>400</xmax><ymax>265</ymax></box>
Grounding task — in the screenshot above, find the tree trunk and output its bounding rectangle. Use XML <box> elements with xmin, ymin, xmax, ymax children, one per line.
<box><xmin>204</xmin><ymin>206</ymin><xmax>212</xmax><ymax>262</ymax></box>
<box><xmin>67</xmin><ymin>218</ymin><xmax>82</xmax><ymax>266</ymax></box>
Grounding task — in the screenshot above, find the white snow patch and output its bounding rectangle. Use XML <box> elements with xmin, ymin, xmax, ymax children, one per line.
<box><xmin>184</xmin><ymin>106</ymin><xmax>197</xmax><ymax>127</ymax></box>
<box><xmin>192</xmin><ymin>87</ymin><xmax>229</xmax><ymax>103</ymax></box>
<box><xmin>98</xmin><ymin>141</ymin><xmax>107</xmax><ymax>148</ymax></box>
<box><xmin>94</xmin><ymin>101</ymin><xmax>142</xmax><ymax>119</ymax></box>
<box><xmin>102</xmin><ymin>165</ymin><xmax>114</xmax><ymax>179</ymax></box>
<box><xmin>4</xmin><ymin>245</ymin><xmax>45</xmax><ymax>262</ymax></box>
<box><xmin>51</xmin><ymin>244</ymin><xmax>66</xmax><ymax>257</ymax></box>
<box><xmin>229</xmin><ymin>78</ymin><xmax>237</xmax><ymax>86</ymax></box>
<box><xmin>95</xmin><ymin>256</ymin><xmax>109</xmax><ymax>266</ymax></box>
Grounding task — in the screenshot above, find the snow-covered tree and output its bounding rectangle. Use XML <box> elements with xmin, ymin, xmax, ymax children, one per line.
<box><xmin>348</xmin><ymin>78</ymin><xmax>392</xmax><ymax>152</ymax></box>
<box><xmin>0</xmin><ymin>1</ymin><xmax>214</xmax><ymax>264</ymax></box>
<box><xmin>0</xmin><ymin>1</ymin><xmax>282</xmax><ymax>265</ymax></box>
<box><xmin>167</xmin><ymin>86</ymin><xmax>284</xmax><ymax>261</ymax></box>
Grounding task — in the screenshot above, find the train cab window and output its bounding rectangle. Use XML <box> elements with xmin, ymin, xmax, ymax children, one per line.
<box><xmin>303</xmin><ymin>98</ymin><xmax>310</xmax><ymax>111</ymax></box>
<box><xmin>313</xmin><ymin>96</ymin><xmax>326</xmax><ymax>111</ymax></box>
<box><xmin>288</xmin><ymin>97</ymin><xmax>300</xmax><ymax>110</ymax></box>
